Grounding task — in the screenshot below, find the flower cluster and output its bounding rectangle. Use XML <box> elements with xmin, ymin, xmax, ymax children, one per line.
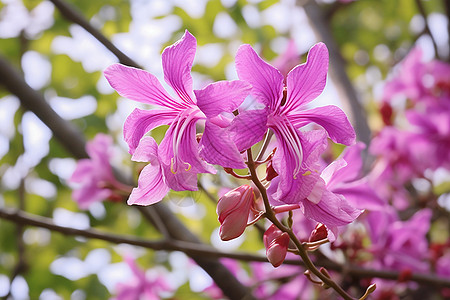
<box><xmin>101</xmin><ymin>30</ymin><xmax>364</xmax><ymax>270</ymax></box>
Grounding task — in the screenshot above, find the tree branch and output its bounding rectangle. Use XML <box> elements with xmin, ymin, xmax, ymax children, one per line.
<box><xmin>414</xmin><ymin>0</ymin><xmax>439</xmax><ymax>59</ymax></box>
<box><xmin>49</xmin><ymin>0</ymin><xmax>139</xmax><ymax>68</ymax></box>
<box><xmin>300</xmin><ymin>0</ymin><xmax>372</xmax><ymax>145</ymax></box>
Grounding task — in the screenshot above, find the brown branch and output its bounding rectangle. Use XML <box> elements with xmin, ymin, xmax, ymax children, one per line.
<box><xmin>1</xmin><ymin>206</ymin><xmax>450</xmax><ymax>288</ymax></box>
<box><xmin>300</xmin><ymin>0</ymin><xmax>372</xmax><ymax>146</ymax></box>
<box><xmin>414</xmin><ymin>0</ymin><xmax>440</xmax><ymax>59</ymax></box>
<box><xmin>49</xmin><ymin>0</ymin><xmax>139</xmax><ymax>68</ymax></box>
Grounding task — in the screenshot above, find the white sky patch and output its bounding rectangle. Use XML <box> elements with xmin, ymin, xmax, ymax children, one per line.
<box><xmin>98</xmin><ymin>262</ymin><xmax>132</xmax><ymax>292</ymax></box>
<box><xmin>291</xmin><ymin>7</ymin><xmax>317</xmax><ymax>54</ymax></box>
<box><xmin>242</xmin><ymin>5</ymin><xmax>261</xmax><ymax>28</ymax></box>
<box><xmin>96</xmin><ymin>75</ymin><xmax>115</xmax><ymax>94</ymax></box>
<box><xmin>174</xmin><ymin>0</ymin><xmax>208</xmax><ymax>18</ymax></box>
<box><xmin>262</xmin><ymin>0</ymin><xmax>295</xmax><ymax>34</ymax></box>
<box><xmin>0</xmin><ymin>0</ymin><xmax>29</xmax><ymax>38</ymax></box>
<box><xmin>0</xmin><ymin>275</ymin><xmax>9</xmax><ymax>297</ymax></box>
<box><xmin>21</xmin><ymin>111</ymin><xmax>52</xmax><ymax>168</ymax></box>
<box><xmin>23</xmin><ymin>228</ymin><xmax>51</xmax><ymax>246</ymax></box>
<box><xmin>50</xmin><ymin>257</ymin><xmax>89</xmax><ymax>281</ymax></box>
<box><xmin>221</xmin><ymin>0</ymin><xmax>237</xmax><ymax>7</ymax></box>
<box><xmin>48</xmin><ymin>95</ymin><xmax>97</xmax><ymax>120</ymax></box>
<box><xmin>22</xmin><ymin>51</ymin><xmax>52</xmax><ymax>90</ymax></box>
<box><xmin>48</xmin><ymin>157</ymin><xmax>77</xmax><ymax>181</ymax></box>
<box><xmin>0</xmin><ymin>95</ymin><xmax>20</xmax><ymax>138</ymax></box>
<box><xmin>0</xmin><ymin>0</ymin><xmax>54</xmax><ymax>39</ymax></box>
<box><xmin>213</xmin><ymin>12</ymin><xmax>239</xmax><ymax>39</ymax></box>
<box><xmin>52</xmin><ymin>24</ymin><xmax>118</xmax><ymax>73</ymax></box>
<box><xmin>53</xmin><ymin>208</ymin><xmax>90</xmax><ymax>230</ymax></box>
<box><xmin>25</xmin><ymin>177</ymin><xmax>57</xmax><ymax>198</ymax></box>
<box><xmin>130</xmin><ymin>0</ymin><xmax>172</xmax><ymax>19</ymax></box>
<box><xmin>195</xmin><ymin>43</ymin><xmax>224</xmax><ymax>68</ymax></box>
<box><xmin>428</xmin><ymin>13</ymin><xmax>449</xmax><ymax>59</ymax></box>
<box><xmin>189</xmin><ymin>266</ymin><xmax>213</xmax><ymax>292</ymax></box>
<box><xmin>25</xmin><ymin>0</ymin><xmax>54</xmax><ymax>38</ymax></box>
<box><xmin>10</xmin><ymin>276</ymin><xmax>29</xmax><ymax>300</ymax></box>
<box><xmin>39</xmin><ymin>289</ymin><xmax>63</xmax><ymax>300</ymax></box>
<box><xmin>210</xmin><ymin>228</ymin><xmax>245</xmax><ymax>251</ymax></box>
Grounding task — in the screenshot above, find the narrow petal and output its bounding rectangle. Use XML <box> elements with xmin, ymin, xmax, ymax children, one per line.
<box><xmin>195</xmin><ymin>80</ymin><xmax>252</xmax><ymax>118</ymax></box>
<box><xmin>131</xmin><ymin>136</ymin><xmax>159</xmax><ymax>163</ymax></box>
<box><xmin>123</xmin><ymin>108</ymin><xmax>178</xmax><ymax>154</ymax></box>
<box><xmin>162</xmin><ymin>30</ymin><xmax>196</xmax><ymax>105</ymax></box>
<box><xmin>228</xmin><ymin>109</ymin><xmax>268</xmax><ymax>152</ymax></box>
<box><xmin>72</xmin><ymin>183</ymin><xmax>111</xmax><ymax>209</ymax></box>
<box><xmin>332</xmin><ymin>178</ymin><xmax>386</xmax><ymax>211</ymax></box>
<box><xmin>127</xmin><ymin>163</ymin><xmax>169</xmax><ymax>206</ymax></box>
<box><xmin>288</xmin><ymin>105</ymin><xmax>356</xmax><ymax>146</ymax></box>
<box><xmin>104</xmin><ymin>64</ymin><xmax>185</xmax><ymax>110</ymax></box>
<box><xmin>283</xmin><ymin>43</ymin><xmax>329</xmax><ymax>112</ymax></box>
<box><xmin>235</xmin><ymin>44</ymin><xmax>284</xmax><ymax>111</ymax></box>
<box><xmin>199</xmin><ymin>120</ymin><xmax>246</xmax><ymax>169</ymax></box>
<box><xmin>301</xmin><ymin>190</ymin><xmax>361</xmax><ymax>227</ymax></box>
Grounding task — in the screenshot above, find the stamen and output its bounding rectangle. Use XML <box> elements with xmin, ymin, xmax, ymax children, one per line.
<box><xmin>276</xmin><ymin>120</ymin><xmax>303</xmax><ymax>179</ymax></box>
<box><xmin>170</xmin><ymin>157</ymin><xmax>177</xmax><ymax>174</ymax></box>
<box><xmin>184</xmin><ymin>162</ymin><xmax>192</xmax><ymax>171</ymax></box>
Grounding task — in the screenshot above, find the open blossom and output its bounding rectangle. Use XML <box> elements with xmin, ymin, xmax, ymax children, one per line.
<box><xmin>69</xmin><ymin>133</ymin><xmax>128</xmax><ymax>209</ymax></box>
<box><xmin>321</xmin><ymin>142</ymin><xmax>385</xmax><ymax>211</ymax></box>
<box><xmin>366</xmin><ymin>208</ymin><xmax>432</xmax><ymax>273</ymax></box>
<box><xmin>104</xmin><ymin>30</ymin><xmax>250</xmax><ymax>204</ymax></box>
<box><xmin>230</xmin><ymin>42</ymin><xmax>355</xmax><ymax>206</ymax></box>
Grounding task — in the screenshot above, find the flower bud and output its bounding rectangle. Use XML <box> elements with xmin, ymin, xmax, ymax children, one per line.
<box><xmin>309</xmin><ymin>223</ymin><xmax>328</xmax><ymax>242</ymax></box>
<box><xmin>263</xmin><ymin>224</ymin><xmax>290</xmax><ymax>267</ymax></box>
<box><xmin>217</xmin><ymin>185</ymin><xmax>254</xmax><ymax>241</ymax></box>
<box><xmin>265</xmin><ymin>160</ymin><xmax>278</xmax><ymax>181</ymax></box>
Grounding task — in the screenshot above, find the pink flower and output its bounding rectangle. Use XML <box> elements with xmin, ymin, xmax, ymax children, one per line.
<box><xmin>69</xmin><ymin>134</ymin><xmax>129</xmax><ymax>209</ymax></box>
<box><xmin>217</xmin><ymin>185</ymin><xmax>255</xmax><ymax>241</ymax></box>
<box><xmin>263</xmin><ymin>224</ymin><xmax>290</xmax><ymax>267</ymax></box>
<box><xmin>230</xmin><ymin>42</ymin><xmax>355</xmax><ymax>206</ymax></box>
<box><xmin>104</xmin><ymin>30</ymin><xmax>251</xmax><ymax>205</ymax></box>
<box><xmin>113</xmin><ymin>256</ymin><xmax>172</xmax><ymax>300</ymax></box>
<box><xmin>367</xmin><ymin>208</ymin><xmax>432</xmax><ymax>273</ymax></box>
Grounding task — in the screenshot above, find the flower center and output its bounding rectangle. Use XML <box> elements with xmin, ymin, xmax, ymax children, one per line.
<box><xmin>170</xmin><ymin>108</ymin><xmax>203</xmax><ymax>174</ymax></box>
<box><xmin>268</xmin><ymin>115</ymin><xmax>304</xmax><ymax>179</ymax></box>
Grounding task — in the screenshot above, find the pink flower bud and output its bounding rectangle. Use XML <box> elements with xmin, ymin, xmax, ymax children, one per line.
<box><xmin>217</xmin><ymin>185</ymin><xmax>254</xmax><ymax>241</ymax></box>
<box><xmin>309</xmin><ymin>223</ymin><xmax>328</xmax><ymax>243</ymax></box>
<box><xmin>263</xmin><ymin>224</ymin><xmax>290</xmax><ymax>267</ymax></box>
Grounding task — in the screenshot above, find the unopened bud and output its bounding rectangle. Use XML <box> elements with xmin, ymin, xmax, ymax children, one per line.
<box><xmin>263</xmin><ymin>224</ymin><xmax>290</xmax><ymax>267</ymax></box>
<box><xmin>380</xmin><ymin>101</ymin><xmax>393</xmax><ymax>126</ymax></box>
<box><xmin>217</xmin><ymin>185</ymin><xmax>254</xmax><ymax>241</ymax></box>
<box><xmin>265</xmin><ymin>160</ymin><xmax>278</xmax><ymax>181</ymax></box>
<box><xmin>309</xmin><ymin>223</ymin><xmax>328</xmax><ymax>243</ymax></box>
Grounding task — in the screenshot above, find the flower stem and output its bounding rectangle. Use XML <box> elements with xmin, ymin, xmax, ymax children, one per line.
<box><xmin>246</xmin><ymin>148</ymin><xmax>360</xmax><ymax>300</ymax></box>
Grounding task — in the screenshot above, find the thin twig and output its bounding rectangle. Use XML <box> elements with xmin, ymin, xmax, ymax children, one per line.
<box><xmin>414</xmin><ymin>0</ymin><xmax>439</xmax><ymax>59</ymax></box>
<box><xmin>1</xmin><ymin>207</ymin><xmax>450</xmax><ymax>288</ymax></box>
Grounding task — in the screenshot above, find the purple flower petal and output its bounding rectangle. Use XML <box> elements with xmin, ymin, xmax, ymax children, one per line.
<box><xmin>199</xmin><ymin>120</ymin><xmax>246</xmax><ymax>169</ymax></box>
<box><xmin>301</xmin><ymin>189</ymin><xmax>361</xmax><ymax>227</ymax></box>
<box><xmin>161</xmin><ymin>30</ymin><xmax>197</xmax><ymax>106</ymax></box>
<box><xmin>131</xmin><ymin>136</ymin><xmax>159</xmax><ymax>163</ymax></box>
<box><xmin>123</xmin><ymin>108</ymin><xmax>178</xmax><ymax>154</ymax></box>
<box><xmin>283</xmin><ymin>43</ymin><xmax>329</xmax><ymax>112</ymax></box>
<box><xmin>127</xmin><ymin>163</ymin><xmax>169</xmax><ymax>205</ymax></box>
<box><xmin>288</xmin><ymin>105</ymin><xmax>356</xmax><ymax>146</ymax></box>
<box><xmin>104</xmin><ymin>64</ymin><xmax>185</xmax><ymax>110</ymax></box>
<box><xmin>235</xmin><ymin>44</ymin><xmax>284</xmax><ymax>110</ymax></box>
<box><xmin>228</xmin><ymin>109</ymin><xmax>268</xmax><ymax>152</ymax></box>
<box><xmin>195</xmin><ymin>80</ymin><xmax>251</xmax><ymax>118</ymax></box>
